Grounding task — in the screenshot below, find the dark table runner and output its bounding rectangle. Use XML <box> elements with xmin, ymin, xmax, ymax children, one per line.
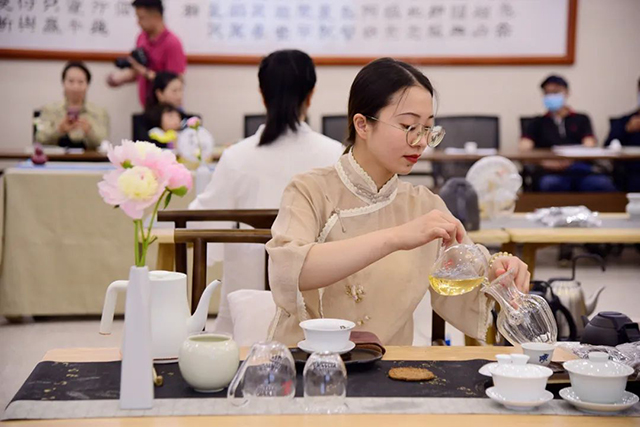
<box><xmin>12</xmin><ymin>360</ymin><xmax>492</xmax><ymax>403</ymax></box>
<box><xmin>11</xmin><ymin>359</ymin><xmax>640</xmax><ymax>405</ymax></box>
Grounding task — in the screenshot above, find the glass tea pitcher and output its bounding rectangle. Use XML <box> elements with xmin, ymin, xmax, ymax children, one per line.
<box><xmin>483</xmin><ymin>269</ymin><xmax>558</xmax><ymax>345</ymax></box>
<box><xmin>429</xmin><ymin>243</ymin><xmax>489</xmax><ymax>296</ymax></box>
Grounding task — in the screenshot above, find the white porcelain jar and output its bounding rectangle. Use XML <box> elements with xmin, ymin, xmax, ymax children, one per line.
<box><xmin>178</xmin><ymin>333</ymin><xmax>240</xmax><ymax>393</ymax></box>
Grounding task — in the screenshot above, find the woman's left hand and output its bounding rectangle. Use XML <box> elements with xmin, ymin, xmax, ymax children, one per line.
<box><xmin>76</xmin><ymin>117</ymin><xmax>92</xmax><ymax>134</ymax></box>
<box><xmin>488</xmin><ymin>256</ymin><xmax>530</xmax><ymax>294</ymax></box>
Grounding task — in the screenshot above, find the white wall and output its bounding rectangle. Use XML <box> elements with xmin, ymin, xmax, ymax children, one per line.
<box><xmin>1</xmin><ymin>0</ymin><xmax>639</xmax><ymax>151</ymax></box>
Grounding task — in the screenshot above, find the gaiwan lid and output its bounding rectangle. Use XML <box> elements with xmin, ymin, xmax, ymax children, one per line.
<box><xmin>563</xmin><ymin>352</ymin><xmax>634</xmax><ymax>378</ymax></box>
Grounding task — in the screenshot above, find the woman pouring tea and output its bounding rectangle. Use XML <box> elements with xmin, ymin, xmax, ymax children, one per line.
<box><xmin>266</xmin><ymin>58</ymin><xmax>530</xmax><ymax>345</ymax></box>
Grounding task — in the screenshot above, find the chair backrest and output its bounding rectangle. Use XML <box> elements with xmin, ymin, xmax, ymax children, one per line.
<box><xmin>322</xmin><ymin>115</ymin><xmax>348</xmax><ymax>143</ymax></box>
<box><xmin>174</xmin><ymin>228</ymin><xmax>273</xmax><ymax>311</ymax></box>
<box><xmin>519</xmin><ymin>116</ymin><xmax>536</xmax><ymax>137</ymax></box>
<box><xmin>132</xmin><ymin>113</ymin><xmax>148</xmax><ymax>141</ymax></box>
<box><xmin>158</xmin><ymin>209</ymin><xmax>278</xmax><ymax>230</ymax></box>
<box><xmin>430</xmin><ymin>116</ymin><xmax>499</xmax><ymax>187</ymax></box>
<box><xmin>158</xmin><ymin>209</ymin><xmax>279</xmax><ymax>310</ymax></box>
<box><xmin>435</xmin><ymin>115</ymin><xmax>500</xmax><ymax>149</ymax></box>
<box><xmin>244</xmin><ymin>114</ymin><xmax>266</xmax><ymax>138</ymax></box>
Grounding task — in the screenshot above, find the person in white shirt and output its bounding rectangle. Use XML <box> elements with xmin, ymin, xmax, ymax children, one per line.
<box><xmin>189</xmin><ymin>49</ymin><xmax>344</xmax><ymax>334</ymax></box>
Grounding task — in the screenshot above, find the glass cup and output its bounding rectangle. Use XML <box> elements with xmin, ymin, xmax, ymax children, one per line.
<box><xmin>429</xmin><ymin>243</ymin><xmax>489</xmax><ymax>296</ymax></box>
<box><xmin>303</xmin><ymin>351</ymin><xmax>348</xmax><ymax>414</ymax></box>
<box><xmin>227</xmin><ymin>341</ymin><xmax>297</xmax><ymax>406</ymax></box>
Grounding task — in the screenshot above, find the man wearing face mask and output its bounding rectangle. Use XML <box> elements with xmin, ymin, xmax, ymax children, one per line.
<box><xmin>519</xmin><ymin>75</ymin><xmax>616</xmax><ymax>192</ymax></box>
<box><xmin>605</xmin><ymin>77</ymin><xmax>640</xmax><ymax>191</ymax></box>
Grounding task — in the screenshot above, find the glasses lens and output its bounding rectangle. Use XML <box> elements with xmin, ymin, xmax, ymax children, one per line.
<box><xmin>427</xmin><ymin>126</ymin><xmax>445</xmax><ymax>148</ymax></box>
<box><xmin>407</xmin><ymin>125</ymin><xmax>423</xmax><ymax>147</ymax></box>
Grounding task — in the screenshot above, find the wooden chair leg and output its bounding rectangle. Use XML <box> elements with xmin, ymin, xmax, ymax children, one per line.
<box><xmin>175</xmin><ymin>220</ymin><xmax>188</xmax><ymax>275</ymax></box>
<box><xmin>175</xmin><ymin>243</ymin><xmax>187</xmax><ymax>274</ymax></box>
<box><xmin>191</xmin><ymin>238</ymin><xmax>207</xmax><ymax>313</ymax></box>
<box><xmin>156</xmin><ymin>243</ymin><xmax>175</xmax><ymax>271</ymax></box>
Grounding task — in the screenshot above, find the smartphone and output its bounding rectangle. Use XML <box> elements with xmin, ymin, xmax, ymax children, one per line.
<box><xmin>67</xmin><ymin>107</ymin><xmax>80</xmax><ymax>122</ymax></box>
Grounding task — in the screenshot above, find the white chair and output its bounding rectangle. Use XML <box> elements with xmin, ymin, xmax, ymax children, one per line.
<box><xmin>227</xmin><ymin>289</ymin><xmax>277</xmax><ymax>346</ymax></box>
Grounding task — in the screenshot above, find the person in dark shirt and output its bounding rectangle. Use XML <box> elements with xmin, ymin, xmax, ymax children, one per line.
<box><xmin>519</xmin><ymin>75</ymin><xmax>615</xmax><ymax>192</ymax></box>
<box><xmin>605</xmin><ymin>77</ymin><xmax>640</xmax><ymax>191</ymax></box>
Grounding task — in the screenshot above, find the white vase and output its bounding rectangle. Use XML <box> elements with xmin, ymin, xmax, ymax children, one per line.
<box><xmin>626</xmin><ymin>193</ymin><xmax>640</xmax><ymax>219</ymax></box>
<box><xmin>195</xmin><ymin>162</ymin><xmax>211</xmax><ymax>196</ymax></box>
<box><xmin>119</xmin><ymin>266</ymin><xmax>153</xmax><ymax>409</ymax></box>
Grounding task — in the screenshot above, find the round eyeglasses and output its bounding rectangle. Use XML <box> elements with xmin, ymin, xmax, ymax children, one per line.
<box><xmin>366</xmin><ymin>116</ymin><xmax>445</xmax><ymax>148</ymax></box>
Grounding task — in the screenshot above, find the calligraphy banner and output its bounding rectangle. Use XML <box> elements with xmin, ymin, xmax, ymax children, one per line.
<box><xmin>0</xmin><ymin>0</ymin><xmax>577</xmax><ymax>65</ymax></box>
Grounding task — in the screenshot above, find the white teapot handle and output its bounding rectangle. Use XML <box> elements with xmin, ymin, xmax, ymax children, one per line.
<box><xmin>99</xmin><ymin>280</ymin><xmax>128</xmax><ymax>335</ymax></box>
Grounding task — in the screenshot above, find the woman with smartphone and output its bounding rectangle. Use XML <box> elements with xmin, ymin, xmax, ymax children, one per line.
<box><xmin>35</xmin><ymin>61</ymin><xmax>110</xmax><ymax>150</ymax></box>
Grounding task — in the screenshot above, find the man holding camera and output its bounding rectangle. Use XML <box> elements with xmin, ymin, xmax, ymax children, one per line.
<box><xmin>107</xmin><ymin>0</ymin><xmax>186</xmax><ymax>107</ymax></box>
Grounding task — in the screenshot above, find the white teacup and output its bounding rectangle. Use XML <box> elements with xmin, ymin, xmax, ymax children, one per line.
<box><xmin>521</xmin><ymin>342</ymin><xmax>555</xmax><ymax>366</ymax></box>
<box><xmin>299</xmin><ymin>318</ymin><xmax>355</xmax><ymax>352</ymax></box>
<box><xmin>464</xmin><ymin>141</ymin><xmax>478</xmax><ymax>153</ymax></box>
<box><xmin>178</xmin><ymin>333</ymin><xmax>239</xmax><ymax>393</ymax></box>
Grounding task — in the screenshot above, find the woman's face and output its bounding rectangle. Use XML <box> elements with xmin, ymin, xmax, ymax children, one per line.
<box><xmin>355</xmin><ymin>85</ymin><xmax>434</xmax><ymax>176</ymax></box>
<box><xmin>63</xmin><ymin>67</ymin><xmax>89</xmax><ymax>104</ymax></box>
<box><xmin>156</xmin><ymin>78</ymin><xmax>184</xmax><ymax>108</ymax></box>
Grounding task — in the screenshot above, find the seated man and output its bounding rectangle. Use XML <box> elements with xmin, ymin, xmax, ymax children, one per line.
<box><xmin>605</xmin><ymin>77</ymin><xmax>640</xmax><ymax>191</ymax></box>
<box><xmin>519</xmin><ymin>75</ymin><xmax>615</xmax><ymax>192</ymax></box>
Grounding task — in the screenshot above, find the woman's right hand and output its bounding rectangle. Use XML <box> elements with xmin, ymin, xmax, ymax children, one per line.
<box><xmin>57</xmin><ymin>117</ymin><xmax>74</xmax><ymax>134</ymax></box>
<box><xmin>390</xmin><ymin>210</ymin><xmax>465</xmax><ymax>251</ymax></box>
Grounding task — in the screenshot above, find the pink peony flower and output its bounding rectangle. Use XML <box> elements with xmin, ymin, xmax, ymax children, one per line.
<box><xmin>98</xmin><ymin>139</ymin><xmax>194</xmax><ymax>265</ymax></box>
<box><xmin>166</xmin><ymin>162</ymin><xmax>193</xmax><ymax>196</ymax></box>
<box><xmin>98</xmin><ymin>166</ymin><xmax>169</xmax><ymax>219</ymax></box>
<box><xmin>186</xmin><ymin>116</ymin><xmax>201</xmax><ymax>130</ymax></box>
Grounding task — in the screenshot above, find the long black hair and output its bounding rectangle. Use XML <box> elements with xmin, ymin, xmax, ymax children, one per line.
<box><xmin>146</xmin><ymin>71</ymin><xmax>180</xmax><ymax>109</ymax></box>
<box><xmin>258</xmin><ymin>50</ymin><xmax>316</xmax><ymax>146</ymax></box>
<box><xmin>346</xmin><ymin>58</ymin><xmax>435</xmax><ymax>147</ymax></box>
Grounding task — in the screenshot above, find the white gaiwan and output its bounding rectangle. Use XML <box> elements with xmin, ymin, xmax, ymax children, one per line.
<box><xmin>299</xmin><ymin>318</ymin><xmax>355</xmax><ymax>352</ymax></box>
<box><xmin>489</xmin><ymin>354</ymin><xmax>553</xmax><ymax>401</ymax></box>
<box><xmin>563</xmin><ymin>352</ymin><xmax>634</xmax><ymax>404</ymax></box>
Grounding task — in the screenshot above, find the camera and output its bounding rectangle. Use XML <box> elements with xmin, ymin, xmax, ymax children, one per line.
<box><xmin>115</xmin><ymin>48</ymin><xmax>148</xmax><ymax>69</ymax></box>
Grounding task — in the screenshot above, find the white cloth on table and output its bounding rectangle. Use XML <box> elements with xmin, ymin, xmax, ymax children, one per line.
<box><xmin>228</xmin><ymin>289</ymin><xmax>277</xmax><ymax>346</ymax></box>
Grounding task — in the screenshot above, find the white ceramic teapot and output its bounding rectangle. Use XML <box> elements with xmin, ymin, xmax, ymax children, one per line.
<box><xmin>99</xmin><ymin>270</ymin><xmax>220</xmax><ymax>362</ymax></box>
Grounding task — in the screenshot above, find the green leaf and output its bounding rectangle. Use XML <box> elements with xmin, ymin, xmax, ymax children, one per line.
<box><xmin>163</xmin><ymin>192</ymin><xmax>173</xmax><ymax>209</ymax></box>
<box><xmin>170</xmin><ymin>186</ymin><xmax>188</xmax><ymax>197</ymax></box>
<box><xmin>122</xmin><ymin>160</ymin><xmax>133</xmax><ymax>169</ymax></box>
